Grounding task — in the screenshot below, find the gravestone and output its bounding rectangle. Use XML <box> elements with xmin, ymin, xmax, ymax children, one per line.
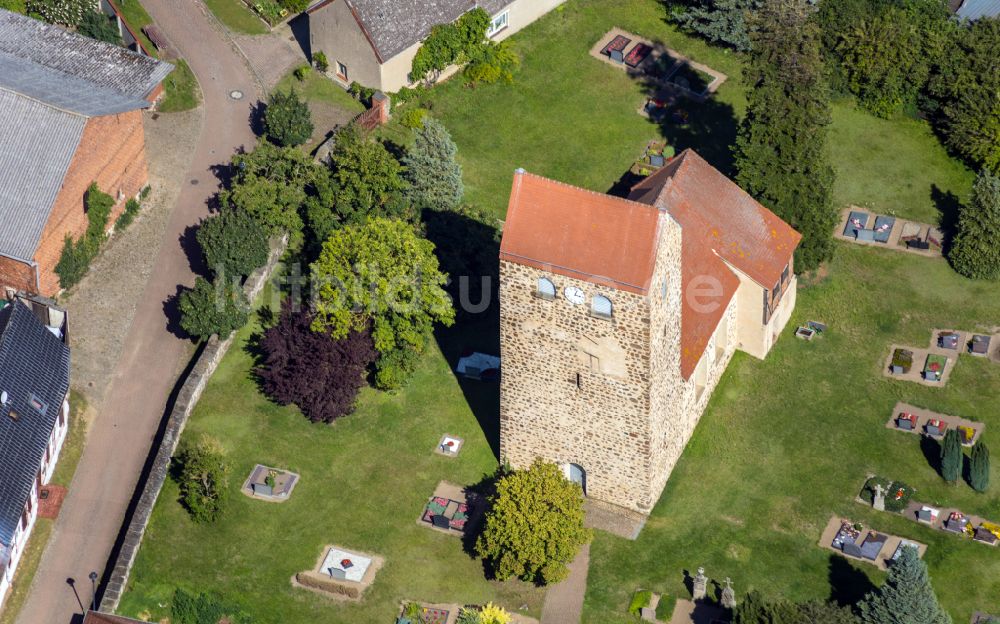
<box><xmin>640</xmin><ymin>606</ymin><xmax>657</xmax><ymax>621</ymax></box>
<box><xmin>873</xmin><ymin>484</ymin><xmax>885</xmax><ymax>512</ymax></box>
<box><xmin>692</xmin><ymin>567</ymin><xmax>707</xmax><ymax>600</ymax></box>
<box><xmin>721</xmin><ymin>578</ymin><xmax>736</xmax><ymax>609</ymax></box>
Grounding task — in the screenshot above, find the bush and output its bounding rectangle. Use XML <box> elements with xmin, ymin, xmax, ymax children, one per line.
<box><xmin>374</xmin><ymin>344</ymin><xmax>421</xmax><ymax>391</ymax></box>
<box><xmin>293</xmin><ymin>64</ymin><xmax>310</xmax><ymax>81</ymax></box>
<box><xmin>178</xmin><ymin>277</ymin><xmax>249</xmax><ymax>341</ymax></box>
<box><xmin>115</xmin><ymin>198</ymin><xmax>141</xmax><ymax>230</ymax></box>
<box><xmin>861</xmin><ymin>476</ymin><xmax>914</xmax><ymax>512</ymax></box>
<box><xmin>312</xmin><ymin>50</ymin><xmax>329</xmax><ymax>72</ymax></box>
<box><xmin>628</xmin><ymin>590</ymin><xmax>653</xmax><ymax>616</ymax></box>
<box><xmin>175</xmin><ymin>435</ymin><xmax>229</xmax><ymax>523</ymax></box>
<box><xmin>263</xmin><ymin>89</ymin><xmax>313</xmax><ymax>147</ymax></box>
<box><xmin>479</xmin><ymin>603</ymin><xmax>511</xmax><ymax>624</ymax></box>
<box><xmin>55</xmin><ymin>182</ymin><xmax>114</xmax><ymax>289</ymax></box>
<box><xmin>399</xmin><ymin>107</ymin><xmax>428</xmax><ymax>129</ymax></box>
<box><xmin>464</xmin><ymin>41</ymin><xmax>520</xmax><ymax>87</ymax></box>
<box><xmin>26</xmin><ymin>0</ymin><xmax>91</xmax><ymax>25</ymax></box>
<box><xmin>277</xmin><ymin>0</ymin><xmax>307</xmax><ymax>12</ymax></box>
<box><xmin>171</xmin><ymin>588</ymin><xmax>251</xmax><ymax>624</ymax></box>
<box><xmin>456</xmin><ymin>608</ymin><xmax>482</xmax><ymax>624</ymax></box>
<box><xmin>475</xmin><ymin>459</ymin><xmax>593</xmax><ymax>585</ymax></box>
<box><xmin>257</xmin><ymin>299</ymin><xmax>376</xmax><ymax>422</ymax></box>
<box><xmin>77</xmin><ymin>10</ymin><xmax>122</xmax><ymax>45</ymax></box>
<box><xmin>655</xmin><ymin>595</ymin><xmax>676</xmax><ymax>621</ymax></box>
<box><xmin>348</xmin><ymin>81</ymin><xmax>376</xmax><ymax>105</ymax></box>
<box><xmin>411</xmin><ymin>8</ymin><xmax>490</xmax><ymax>82</ymax></box>
<box><xmin>196</xmin><ymin>208</ymin><xmax>270</xmax><ymax>280</ymax></box>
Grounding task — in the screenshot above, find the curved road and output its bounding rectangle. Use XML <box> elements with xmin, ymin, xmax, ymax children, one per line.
<box><xmin>15</xmin><ymin>3</ymin><xmax>260</xmax><ymax>623</ymax></box>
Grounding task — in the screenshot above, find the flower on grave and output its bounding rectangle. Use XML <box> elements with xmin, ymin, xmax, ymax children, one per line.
<box><xmin>895</xmin><ymin>488</ymin><xmax>905</xmax><ymax>500</ymax></box>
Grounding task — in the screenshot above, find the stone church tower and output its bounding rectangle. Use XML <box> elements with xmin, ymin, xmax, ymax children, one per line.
<box><xmin>498</xmin><ymin>151</ymin><xmax>801</xmax><ymax>522</ymax></box>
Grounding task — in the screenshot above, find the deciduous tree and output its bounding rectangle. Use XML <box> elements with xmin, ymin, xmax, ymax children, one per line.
<box><xmin>328</xmin><ymin>124</ymin><xmax>411</xmax><ymax>225</ymax></box>
<box><xmin>197</xmin><ymin>208</ymin><xmax>270</xmax><ymax>280</ymax></box>
<box><xmin>257</xmin><ymin>299</ymin><xmax>376</xmax><ymax>423</ymax></box>
<box><xmin>858</xmin><ymin>545</ymin><xmax>951</xmax><ymax>624</ymax></box>
<box><xmin>949</xmin><ymin>170</ymin><xmax>1000</xmax><ymax>280</ymax></box>
<box><xmin>734</xmin><ymin>0</ymin><xmax>835</xmax><ymax>272</ymax></box>
<box><xmin>403</xmin><ymin>117</ymin><xmax>463</xmax><ymax>211</ymax></box>
<box><xmin>475</xmin><ymin>460</ymin><xmax>592</xmax><ymax>585</ymax></box>
<box><xmin>176</xmin><ymin>435</ymin><xmax>230</xmax><ymax>523</ymax></box>
<box><xmin>310</xmin><ymin>218</ymin><xmax>454</xmax><ymax>389</ymax></box>
<box><xmin>179</xmin><ymin>277</ymin><xmax>249</xmax><ymax>341</ymax></box>
<box><xmin>263</xmin><ymin>89</ymin><xmax>314</xmax><ymax>147</ymax></box>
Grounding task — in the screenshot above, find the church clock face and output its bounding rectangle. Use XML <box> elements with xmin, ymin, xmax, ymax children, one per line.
<box><xmin>564</xmin><ymin>286</ymin><xmax>585</xmax><ymax>305</ymax></box>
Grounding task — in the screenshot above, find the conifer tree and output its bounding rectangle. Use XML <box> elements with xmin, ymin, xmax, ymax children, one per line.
<box><xmin>949</xmin><ymin>170</ymin><xmax>1000</xmax><ymax>280</ymax></box>
<box><xmin>734</xmin><ymin>0</ymin><xmax>836</xmax><ymax>272</ymax></box>
<box><xmin>940</xmin><ymin>429</ymin><xmax>962</xmax><ymax>483</ymax></box>
<box><xmin>858</xmin><ymin>546</ymin><xmax>951</xmax><ymax>624</ymax></box>
<box><xmin>969</xmin><ymin>440</ymin><xmax>991</xmax><ymax>492</ymax></box>
<box><xmin>403</xmin><ymin>117</ymin><xmax>464</xmax><ymax>211</ymax></box>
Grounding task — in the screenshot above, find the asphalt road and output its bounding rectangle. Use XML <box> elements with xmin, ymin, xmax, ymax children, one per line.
<box><xmin>14</xmin><ymin>3</ymin><xmax>260</xmax><ymax>622</ymax></box>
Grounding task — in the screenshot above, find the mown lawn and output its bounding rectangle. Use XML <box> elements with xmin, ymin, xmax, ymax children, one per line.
<box><xmin>159</xmin><ymin>59</ymin><xmax>201</xmax><ymax>113</ymax></box>
<box><xmin>203</xmin><ymin>0</ymin><xmax>269</xmax><ymax>35</ymax></box>
<box><xmin>118</xmin><ymin>285</ymin><xmax>543</xmax><ymax>623</ymax></box>
<box><xmin>121</xmin><ymin>1</ymin><xmax>995</xmax><ymax>622</ymax></box>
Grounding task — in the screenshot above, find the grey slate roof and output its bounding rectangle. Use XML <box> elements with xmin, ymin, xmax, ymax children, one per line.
<box><xmin>0</xmin><ymin>300</ymin><xmax>70</xmax><ymax>547</ymax></box>
<box><xmin>0</xmin><ymin>9</ymin><xmax>172</xmax><ymax>102</ymax></box>
<box><xmin>313</xmin><ymin>0</ymin><xmax>511</xmax><ymax>62</ymax></box>
<box><xmin>956</xmin><ymin>0</ymin><xmax>1000</xmax><ymax>18</ymax></box>
<box><xmin>0</xmin><ymin>89</ymin><xmax>86</xmax><ymax>262</ymax></box>
<box><xmin>0</xmin><ymin>9</ymin><xmax>173</xmax><ymax>261</ymax></box>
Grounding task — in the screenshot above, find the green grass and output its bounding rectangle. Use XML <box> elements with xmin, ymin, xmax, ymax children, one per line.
<box><xmin>159</xmin><ymin>59</ymin><xmax>201</xmax><ymax>113</ymax></box>
<box><xmin>275</xmin><ymin>69</ymin><xmax>367</xmax><ymax>115</ymax></box>
<box><xmin>0</xmin><ymin>391</ymin><xmax>89</xmax><ymax>624</ymax></box>
<box><xmin>122</xmin><ymin>1</ymin><xmax>997</xmax><ymax>622</ymax></box>
<box><xmin>118</xmin><ymin>284</ymin><xmax>543</xmax><ymax>623</ymax></box>
<box><xmin>203</xmin><ymin>0</ymin><xmax>268</xmax><ymax>35</ymax></box>
<box><xmin>111</xmin><ymin>0</ymin><xmax>157</xmax><ymax>56</ymax></box>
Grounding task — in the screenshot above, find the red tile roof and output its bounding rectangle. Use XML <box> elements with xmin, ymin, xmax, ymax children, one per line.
<box><xmin>500</xmin><ymin>170</ymin><xmax>664</xmax><ymax>295</ymax></box>
<box><xmin>500</xmin><ymin>150</ymin><xmax>799</xmax><ymax>380</ymax></box>
<box><xmin>630</xmin><ymin>149</ymin><xmax>801</xmax><ymax>288</ymax></box>
<box><xmin>84</xmin><ymin>612</ymin><xmax>152</xmax><ymax>624</ymax></box>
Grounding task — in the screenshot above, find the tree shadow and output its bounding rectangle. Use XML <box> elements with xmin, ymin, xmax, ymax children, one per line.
<box><xmin>827</xmin><ymin>553</ymin><xmax>875</xmax><ymax>606</ymax></box>
<box><xmin>249</xmin><ymin>100</ymin><xmax>267</xmax><ymax>139</ymax></box>
<box><xmin>921</xmin><ymin>434</ymin><xmax>943</xmax><ymax>478</ymax></box>
<box><xmin>931</xmin><ymin>184</ymin><xmax>962</xmax><ymax>254</ymax></box>
<box><xmin>162</xmin><ymin>284</ymin><xmax>192</xmax><ymax>340</ymax></box>
<box><xmin>459</xmin><ymin>466</ymin><xmax>506</xmax><ymax>561</ymax></box>
<box><xmin>424</xmin><ymin>207</ymin><xmax>502</xmax><ymax>461</ymax></box>
<box><xmin>179</xmin><ymin>223</ymin><xmax>207</xmax><ymax>278</ymax></box>
<box><xmin>631</xmin><ymin>43</ymin><xmax>740</xmax><ymax>175</ymax></box>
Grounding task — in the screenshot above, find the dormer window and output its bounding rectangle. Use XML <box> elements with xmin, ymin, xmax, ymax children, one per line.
<box><xmin>591</xmin><ymin>295</ymin><xmax>613</xmax><ymax>320</ymax></box>
<box><xmin>535</xmin><ymin>277</ymin><xmax>556</xmax><ymax>300</ymax></box>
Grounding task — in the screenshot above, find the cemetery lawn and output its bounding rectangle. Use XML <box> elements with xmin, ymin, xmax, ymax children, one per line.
<box><xmin>117</xmin><ymin>285</ymin><xmax>541</xmax><ymax>622</ymax></box>
<box><xmin>122</xmin><ymin>0</ymin><xmax>994</xmax><ymax>622</ymax></box>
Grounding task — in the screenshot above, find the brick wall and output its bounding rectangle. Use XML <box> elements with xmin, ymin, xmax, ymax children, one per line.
<box><xmin>0</xmin><ymin>255</ymin><xmax>35</xmax><ymax>294</ymax></box>
<box><xmin>32</xmin><ymin>110</ymin><xmax>149</xmax><ymax>296</ymax></box>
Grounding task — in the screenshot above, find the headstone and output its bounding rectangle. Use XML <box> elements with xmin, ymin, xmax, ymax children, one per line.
<box><xmin>873</xmin><ymin>484</ymin><xmax>885</xmax><ymax>512</ymax></box>
<box><xmin>692</xmin><ymin>567</ymin><xmax>707</xmax><ymax>600</ymax></box>
<box><xmin>721</xmin><ymin>578</ymin><xmax>736</xmax><ymax>609</ymax></box>
<box><xmin>640</xmin><ymin>606</ymin><xmax>657</xmax><ymax>621</ymax></box>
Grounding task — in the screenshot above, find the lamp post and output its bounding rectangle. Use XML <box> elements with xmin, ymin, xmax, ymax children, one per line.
<box><xmin>88</xmin><ymin>571</ymin><xmax>98</xmax><ymax>613</ymax></box>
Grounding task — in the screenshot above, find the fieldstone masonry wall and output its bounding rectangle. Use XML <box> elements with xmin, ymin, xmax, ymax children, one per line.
<box><xmin>100</xmin><ymin>236</ymin><xmax>287</xmax><ymax>613</ymax></box>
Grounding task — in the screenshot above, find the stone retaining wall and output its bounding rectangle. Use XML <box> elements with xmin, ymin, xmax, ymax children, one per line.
<box><xmin>99</xmin><ymin>236</ymin><xmax>286</xmax><ymax>612</ymax></box>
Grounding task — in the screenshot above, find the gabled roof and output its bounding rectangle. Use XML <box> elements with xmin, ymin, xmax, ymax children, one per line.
<box><xmin>0</xmin><ymin>299</ymin><xmax>70</xmax><ymax>547</ymax></box>
<box><xmin>955</xmin><ymin>0</ymin><xmax>1000</xmax><ymax>18</ymax></box>
<box><xmin>308</xmin><ymin>0</ymin><xmax>510</xmax><ymax>62</ymax></box>
<box><xmin>630</xmin><ymin>149</ymin><xmax>801</xmax><ymax>288</ymax></box>
<box><xmin>0</xmin><ymin>89</ymin><xmax>86</xmax><ymax>262</ymax></box>
<box><xmin>0</xmin><ymin>10</ymin><xmax>172</xmax><ymax>107</ymax></box>
<box><xmin>0</xmin><ymin>9</ymin><xmax>172</xmax><ymax>262</ymax></box>
<box><xmin>500</xmin><ymin>170</ymin><xmax>665</xmax><ymax>295</ymax></box>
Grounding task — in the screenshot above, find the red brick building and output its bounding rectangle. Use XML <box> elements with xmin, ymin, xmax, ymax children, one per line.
<box><xmin>0</xmin><ymin>9</ymin><xmax>172</xmax><ymax>296</ymax></box>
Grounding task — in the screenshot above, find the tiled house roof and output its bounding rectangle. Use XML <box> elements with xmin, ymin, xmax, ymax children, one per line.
<box><xmin>84</xmin><ymin>611</ymin><xmax>153</xmax><ymax>624</ymax></box>
<box><xmin>307</xmin><ymin>0</ymin><xmax>510</xmax><ymax>62</ymax></box>
<box><xmin>0</xmin><ymin>9</ymin><xmax>172</xmax><ymax>262</ymax></box>
<box><xmin>0</xmin><ymin>300</ymin><xmax>70</xmax><ymax>547</ymax></box>
<box><xmin>500</xmin><ymin>170</ymin><xmax>664</xmax><ymax>294</ymax></box>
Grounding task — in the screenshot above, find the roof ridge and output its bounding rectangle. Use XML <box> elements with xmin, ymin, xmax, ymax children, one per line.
<box><xmin>517</xmin><ymin>170</ymin><xmax>660</xmax><ymax>212</ymax></box>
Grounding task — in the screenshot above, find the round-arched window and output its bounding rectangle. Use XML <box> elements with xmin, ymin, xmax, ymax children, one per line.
<box><xmin>591</xmin><ymin>295</ymin><xmax>613</xmax><ymax>319</ymax></box>
<box><xmin>536</xmin><ymin>277</ymin><xmax>556</xmax><ymax>300</ymax></box>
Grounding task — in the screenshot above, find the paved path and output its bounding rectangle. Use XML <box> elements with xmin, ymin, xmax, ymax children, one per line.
<box><xmin>540</xmin><ymin>543</ymin><xmax>591</xmax><ymax>624</ymax></box>
<box><xmin>14</xmin><ymin>3</ymin><xmax>260</xmax><ymax>623</ymax></box>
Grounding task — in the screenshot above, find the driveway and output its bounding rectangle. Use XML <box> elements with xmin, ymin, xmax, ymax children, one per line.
<box><xmin>14</xmin><ymin>2</ymin><xmax>260</xmax><ymax>622</ymax></box>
